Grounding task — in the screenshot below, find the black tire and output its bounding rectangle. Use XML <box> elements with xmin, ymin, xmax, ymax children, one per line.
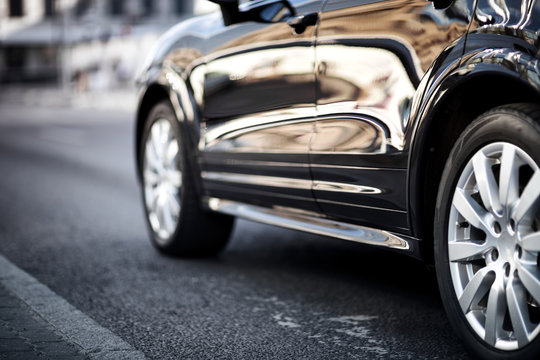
<box><xmin>435</xmin><ymin>103</ymin><xmax>540</xmax><ymax>359</ymax></box>
<box><xmin>139</xmin><ymin>101</ymin><xmax>234</xmax><ymax>256</ymax></box>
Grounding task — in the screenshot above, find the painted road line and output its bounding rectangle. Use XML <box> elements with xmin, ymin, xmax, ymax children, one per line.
<box><xmin>0</xmin><ymin>254</ymin><xmax>147</xmax><ymax>360</ymax></box>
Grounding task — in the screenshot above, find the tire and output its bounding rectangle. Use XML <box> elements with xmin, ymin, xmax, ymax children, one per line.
<box><xmin>435</xmin><ymin>104</ymin><xmax>540</xmax><ymax>359</ymax></box>
<box><xmin>139</xmin><ymin>101</ymin><xmax>234</xmax><ymax>256</ymax></box>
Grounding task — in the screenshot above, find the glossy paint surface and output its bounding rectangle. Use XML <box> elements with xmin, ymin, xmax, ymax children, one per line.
<box><xmin>464</xmin><ymin>0</ymin><xmax>540</xmax><ymax>85</ymax></box>
<box><xmin>406</xmin><ymin>0</ymin><xmax>540</xmax><ymax>238</ymax></box>
<box><xmin>136</xmin><ymin>0</ymin><xmax>540</xmax><ymax>246</ymax></box>
<box><xmin>311</xmin><ymin>0</ymin><xmax>471</xmax><ymax>231</ymax></box>
<box><xmin>200</xmin><ymin>0</ymin><xmax>323</xmax><ymax>212</ymax></box>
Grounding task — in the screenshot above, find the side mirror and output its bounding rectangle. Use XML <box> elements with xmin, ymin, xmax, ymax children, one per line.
<box><xmin>428</xmin><ymin>0</ymin><xmax>454</xmax><ymax>9</ymax></box>
<box><xmin>209</xmin><ymin>0</ymin><xmax>295</xmax><ymax>26</ymax></box>
<box><xmin>209</xmin><ymin>0</ymin><xmax>240</xmax><ymax>26</ymax></box>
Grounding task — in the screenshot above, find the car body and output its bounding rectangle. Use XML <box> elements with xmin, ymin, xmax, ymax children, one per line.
<box><xmin>135</xmin><ymin>0</ymin><xmax>540</xmax><ymax>358</ymax></box>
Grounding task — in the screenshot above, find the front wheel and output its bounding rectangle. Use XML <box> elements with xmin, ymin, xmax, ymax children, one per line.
<box><xmin>435</xmin><ymin>104</ymin><xmax>540</xmax><ymax>359</ymax></box>
<box><xmin>140</xmin><ymin>101</ymin><xmax>234</xmax><ymax>256</ymax></box>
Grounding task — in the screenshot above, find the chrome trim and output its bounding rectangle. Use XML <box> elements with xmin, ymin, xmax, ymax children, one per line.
<box><xmin>201</xmin><ymin>158</ymin><xmax>408</xmax><ymax>172</ymax></box>
<box><xmin>202</xmin><ymin>172</ymin><xmax>313</xmax><ymax>190</ymax></box>
<box><xmin>313</xmin><ymin>181</ymin><xmax>382</xmax><ymax>194</ymax></box>
<box><xmin>203</xmin><ymin>159</ymin><xmax>311</xmax><ymax>168</ymax></box>
<box><xmin>206</xmin><ymin>198</ymin><xmax>411</xmax><ymax>251</ymax></box>
<box><xmin>315</xmin><ymin>197</ymin><xmax>407</xmax><ymax>214</ymax></box>
<box><xmin>309</xmin><ymin>163</ymin><xmax>406</xmax><ymax>171</ymax></box>
<box><xmin>203</xmin><ymin>171</ymin><xmax>385</xmax><ymax>196</ymax></box>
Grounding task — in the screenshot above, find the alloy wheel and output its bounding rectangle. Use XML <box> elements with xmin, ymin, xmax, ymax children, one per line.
<box><xmin>448</xmin><ymin>141</ymin><xmax>540</xmax><ymax>350</ymax></box>
<box><xmin>143</xmin><ymin>118</ymin><xmax>182</xmax><ymax>242</ymax></box>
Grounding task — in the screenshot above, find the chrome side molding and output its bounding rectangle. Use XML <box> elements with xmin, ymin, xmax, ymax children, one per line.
<box><xmin>206</xmin><ymin>197</ymin><xmax>419</xmax><ymax>256</ymax></box>
<box><xmin>202</xmin><ymin>171</ymin><xmax>383</xmax><ymax>195</ymax></box>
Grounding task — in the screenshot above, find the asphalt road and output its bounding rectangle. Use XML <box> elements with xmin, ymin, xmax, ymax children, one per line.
<box><xmin>0</xmin><ymin>103</ymin><xmax>471</xmax><ymax>359</ymax></box>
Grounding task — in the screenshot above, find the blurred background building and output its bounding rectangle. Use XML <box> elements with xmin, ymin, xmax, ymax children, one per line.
<box><xmin>0</xmin><ymin>0</ymin><xmax>217</xmax><ymax>90</ymax></box>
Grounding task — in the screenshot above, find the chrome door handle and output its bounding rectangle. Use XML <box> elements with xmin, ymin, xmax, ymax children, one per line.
<box><xmin>287</xmin><ymin>12</ymin><xmax>318</xmax><ymax>34</ymax></box>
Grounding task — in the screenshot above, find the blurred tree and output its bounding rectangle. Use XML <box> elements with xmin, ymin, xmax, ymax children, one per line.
<box><xmin>175</xmin><ymin>0</ymin><xmax>186</xmax><ymax>14</ymax></box>
<box><xmin>45</xmin><ymin>0</ymin><xmax>56</xmax><ymax>18</ymax></box>
<box><xmin>75</xmin><ymin>0</ymin><xmax>92</xmax><ymax>17</ymax></box>
<box><xmin>9</xmin><ymin>0</ymin><xmax>24</xmax><ymax>17</ymax></box>
<box><xmin>110</xmin><ymin>0</ymin><xmax>124</xmax><ymax>16</ymax></box>
<box><xmin>142</xmin><ymin>0</ymin><xmax>154</xmax><ymax>16</ymax></box>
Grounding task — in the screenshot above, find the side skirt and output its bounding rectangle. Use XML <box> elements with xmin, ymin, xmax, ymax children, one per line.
<box><xmin>205</xmin><ymin>197</ymin><xmax>422</xmax><ymax>259</ymax></box>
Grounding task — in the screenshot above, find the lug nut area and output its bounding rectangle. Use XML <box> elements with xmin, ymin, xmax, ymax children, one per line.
<box><xmin>509</xmin><ymin>218</ymin><xmax>516</xmax><ymax>232</ymax></box>
<box><xmin>516</xmin><ymin>245</ymin><xmax>522</xmax><ymax>259</ymax></box>
<box><xmin>493</xmin><ymin>221</ymin><xmax>502</xmax><ymax>234</ymax></box>
<box><xmin>504</xmin><ymin>262</ymin><xmax>510</xmax><ymax>277</ymax></box>
<box><xmin>491</xmin><ymin>249</ymin><xmax>499</xmax><ymax>261</ymax></box>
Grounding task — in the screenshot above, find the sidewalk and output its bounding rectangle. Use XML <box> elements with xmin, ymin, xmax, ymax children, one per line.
<box><xmin>0</xmin><ymin>85</ymin><xmax>138</xmax><ymax>112</ymax></box>
<box><xmin>0</xmin><ymin>255</ymin><xmax>147</xmax><ymax>360</ymax></box>
<box><xmin>0</xmin><ymin>283</ymin><xmax>88</xmax><ymax>360</ymax></box>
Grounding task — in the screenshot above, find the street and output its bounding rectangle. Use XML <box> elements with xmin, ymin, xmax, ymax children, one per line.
<box><xmin>0</xmin><ymin>100</ymin><xmax>470</xmax><ymax>359</ymax></box>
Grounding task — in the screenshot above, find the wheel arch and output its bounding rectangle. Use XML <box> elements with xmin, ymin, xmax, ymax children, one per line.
<box><xmin>408</xmin><ymin>58</ymin><xmax>540</xmax><ymax>263</ymax></box>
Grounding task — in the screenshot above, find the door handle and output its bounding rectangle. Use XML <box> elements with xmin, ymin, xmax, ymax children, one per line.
<box><xmin>287</xmin><ymin>12</ymin><xmax>318</xmax><ymax>34</ymax></box>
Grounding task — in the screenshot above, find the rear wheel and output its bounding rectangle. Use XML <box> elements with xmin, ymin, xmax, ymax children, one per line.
<box><xmin>140</xmin><ymin>101</ymin><xmax>233</xmax><ymax>256</ymax></box>
<box><xmin>435</xmin><ymin>104</ymin><xmax>540</xmax><ymax>359</ymax></box>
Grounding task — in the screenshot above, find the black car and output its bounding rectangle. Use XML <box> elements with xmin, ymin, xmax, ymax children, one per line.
<box><xmin>135</xmin><ymin>0</ymin><xmax>540</xmax><ymax>358</ymax></box>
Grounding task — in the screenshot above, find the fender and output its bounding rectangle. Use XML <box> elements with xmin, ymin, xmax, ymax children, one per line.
<box><xmin>134</xmin><ymin>10</ymin><xmax>223</xmax><ymax>189</ymax></box>
<box><xmin>135</xmin><ymin>60</ymin><xmax>207</xmax><ymax>198</ymax></box>
<box><xmin>406</xmin><ymin>35</ymin><xmax>468</xmax><ymax>240</ymax></box>
<box><xmin>407</xmin><ymin>0</ymin><xmax>540</xmax><ymax>243</ymax></box>
<box><xmin>407</xmin><ymin>33</ymin><xmax>540</xmax><ymax>242</ymax></box>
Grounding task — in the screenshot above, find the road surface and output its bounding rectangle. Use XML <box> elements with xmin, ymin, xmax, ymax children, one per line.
<box><xmin>0</xmin><ymin>101</ymin><xmax>470</xmax><ymax>359</ymax></box>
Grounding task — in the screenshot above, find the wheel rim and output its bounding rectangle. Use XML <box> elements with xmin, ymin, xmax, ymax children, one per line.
<box><xmin>448</xmin><ymin>141</ymin><xmax>540</xmax><ymax>350</ymax></box>
<box><xmin>143</xmin><ymin>118</ymin><xmax>182</xmax><ymax>243</ymax></box>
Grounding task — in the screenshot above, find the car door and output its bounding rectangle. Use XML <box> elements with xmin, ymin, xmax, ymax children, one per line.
<box><xmin>312</xmin><ymin>0</ymin><xmax>471</xmax><ymax>232</ymax></box>
<box><xmin>200</xmin><ymin>0</ymin><xmax>324</xmax><ymax>212</ymax></box>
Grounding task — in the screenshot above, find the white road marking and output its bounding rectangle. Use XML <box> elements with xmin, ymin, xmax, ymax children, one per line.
<box><xmin>247</xmin><ymin>295</ymin><xmax>398</xmax><ymax>358</ymax></box>
<box><xmin>328</xmin><ymin>315</ymin><xmax>379</xmax><ymax>324</ymax></box>
<box><xmin>272</xmin><ymin>313</ymin><xmax>301</xmax><ymax>328</ymax></box>
<box><xmin>0</xmin><ymin>254</ymin><xmax>147</xmax><ymax>360</ymax></box>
